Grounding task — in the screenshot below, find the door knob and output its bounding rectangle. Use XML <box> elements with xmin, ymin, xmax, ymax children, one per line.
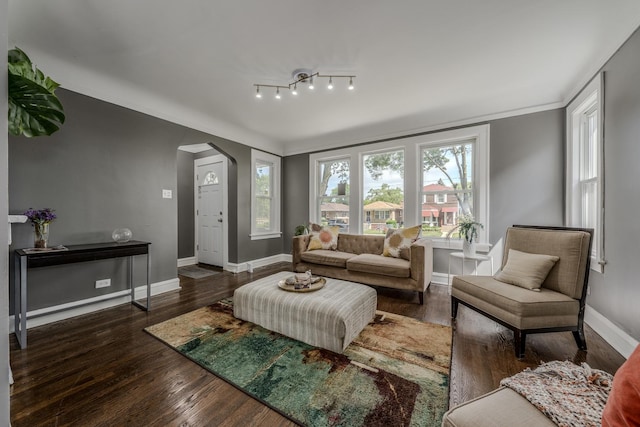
<box><xmin>218</xmin><ymin>218</ymin><xmax>223</xmax><ymax>222</ymax></box>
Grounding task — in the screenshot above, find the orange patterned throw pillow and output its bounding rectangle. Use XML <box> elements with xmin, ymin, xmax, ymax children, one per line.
<box><xmin>383</xmin><ymin>226</ymin><xmax>421</xmax><ymax>259</ymax></box>
<box><xmin>307</xmin><ymin>223</ymin><xmax>340</xmax><ymax>251</ymax></box>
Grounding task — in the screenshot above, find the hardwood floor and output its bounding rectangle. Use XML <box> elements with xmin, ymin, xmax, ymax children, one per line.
<box><xmin>10</xmin><ymin>263</ymin><xmax>626</xmax><ymax>426</ymax></box>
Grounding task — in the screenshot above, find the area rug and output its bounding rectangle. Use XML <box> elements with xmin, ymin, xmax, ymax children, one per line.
<box><xmin>145</xmin><ymin>298</ymin><xmax>452</xmax><ymax>426</ymax></box>
<box><xmin>177</xmin><ymin>265</ymin><xmax>221</xmax><ymax>279</ymax></box>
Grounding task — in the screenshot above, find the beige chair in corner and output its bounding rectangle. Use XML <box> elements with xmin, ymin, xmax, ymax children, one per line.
<box><xmin>451</xmin><ymin>225</ymin><xmax>593</xmax><ymax>358</ymax></box>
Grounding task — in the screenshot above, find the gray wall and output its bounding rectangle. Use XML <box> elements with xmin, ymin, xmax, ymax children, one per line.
<box><xmin>8</xmin><ymin>90</ymin><xmax>284</xmax><ymax>313</ymax></box>
<box><xmin>1</xmin><ymin>0</ymin><xmax>11</xmax><ymax>422</ymax></box>
<box><xmin>282</xmin><ymin>109</ymin><xmax>565</xmax><ymax>273</ymax></box>
<box><xmin>587</xmin><ymin>27</ymin><xmax>640</xmax><ymax>341</ymax></box>
<box><xmin>9</xmin><ymin>90</ymin><xmax>184</xmax><ymax>310</ymax></box>
<box><xmin>282</xmin><ymin>154</ymin><xmax>310</xmax><ymax>254</ymax></box>
<box><xmin>489</xmin><ymin>109</ymin><xmax>565</xmax><ymax>241</ymax></box>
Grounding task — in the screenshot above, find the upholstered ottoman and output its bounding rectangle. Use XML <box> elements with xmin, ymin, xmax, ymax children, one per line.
<box><xmin>233</xmin><ymin>271</ymin><xmax>377</xmax><ymax>353</ymax></box>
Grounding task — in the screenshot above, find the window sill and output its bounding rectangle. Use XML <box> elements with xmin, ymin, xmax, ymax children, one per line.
<box><xmin>590</xmin><ymin>256</ymin><xmax>605</xmax><ymax>274</ymax></box>
<box><xmin>250</xmin><ymin>232</ymin><xmax>282</xmax><ymax>241</ymax></box>
<box><xmin>428</xmin><ymin>238</ymin><xmax>492</xmax><ymax>253</ymax></box>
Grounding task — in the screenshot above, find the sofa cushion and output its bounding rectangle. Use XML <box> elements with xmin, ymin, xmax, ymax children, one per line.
<box><xmin>452</xmin><ymin>275</ymin><xmax>579</xmax><ymax>329</ymax></box>
<box><xmin>300</xmin><ymin>250</ymin><xmax>356</xmax><ymax>268</ymax></box>
<box><xmin>495</xmin><ymin>249</ymin><xmax>559</xmax><ymax>291</ymax></box>
<box><xmin>347</xmin><ymin>253</ymin><xmax>411</xmax><ymax>278</ymax></box>
<box><xmin>382</xmin><ymin>225</ymin><xmax>421</xmax><ymax>260</ymax></box>
<box><xmin>307</xmin><ymin>223</ymin><xmax>340</xmax><ymax>251</ymax></box>
<box><xmin>602</xmin><ymin>345</ymin><xmax>640</xmax><ymax>427</ymax></box>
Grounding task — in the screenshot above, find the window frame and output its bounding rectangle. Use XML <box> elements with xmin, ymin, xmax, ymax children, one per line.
<box><xmin>315</xmin><ymin>156</ymin><xmax>351</xmax><ymax>228</ymax></box>
<box><xmin>250</xmin><ymin>149</ymin><xmax>282</xmax><ymax>240</ymax></box>
<box><xmin>566</xmin><ymin>73</ymin><xmax>604</xmax><ymax>272</ymax></box>
<box><xmin>309</xmin><ymin>124</ymin><xmax>490</xmax><ymax>249</ymax></box>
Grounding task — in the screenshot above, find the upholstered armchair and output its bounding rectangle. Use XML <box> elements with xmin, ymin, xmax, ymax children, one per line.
<box><xmin>451</xmin><ymin>225</ymin><xmax>593</xmax><ymax>358</ymax></box>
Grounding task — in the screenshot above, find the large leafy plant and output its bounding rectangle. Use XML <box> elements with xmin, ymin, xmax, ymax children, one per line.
<box><xmin>8</xmin><ymin>47</ymin><xmax>65</xmax><ymax>137</ymax></box>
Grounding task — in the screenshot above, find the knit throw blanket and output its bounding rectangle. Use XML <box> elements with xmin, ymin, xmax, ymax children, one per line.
<box><xmin>500</xmin><ymin>361</ymin><xmax>613</xmax><ymax>427</ymax></box>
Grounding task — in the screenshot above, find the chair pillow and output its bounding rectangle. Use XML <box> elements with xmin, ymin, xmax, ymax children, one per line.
<box><xmin>307</xmin><ymin>223</ymin><xmax>339</xmax><ymax>251</ymax></box>
<box><xmin>495</xmin><ymin>249</ymin><xmax>559</xmax><ymax>291</ymax></box>
<box><xmin>383</xmin><ymin>225</ymin><xmax>421</xmax><ymax>260</ymax></box>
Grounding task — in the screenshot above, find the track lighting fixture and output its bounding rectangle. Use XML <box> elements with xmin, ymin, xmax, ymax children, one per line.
<box><xmin>253</xmin><ymin>69</ymin><xmax>356</xmax><ymax>100</ymax></box>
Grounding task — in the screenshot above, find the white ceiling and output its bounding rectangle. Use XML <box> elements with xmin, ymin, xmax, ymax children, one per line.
<box><xmin>8</xmin><ymin>1</ymin><xmax>640</xmax><ymax>156</ymax></box>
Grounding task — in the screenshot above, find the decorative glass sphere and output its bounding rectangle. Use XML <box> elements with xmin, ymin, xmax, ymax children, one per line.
<box><xmin>112</xmin><ymin>228</ymin><xmax>133</xmax><ymax>243</ymax></box>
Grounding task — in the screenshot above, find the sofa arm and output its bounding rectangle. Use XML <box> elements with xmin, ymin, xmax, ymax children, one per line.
<box><xmin>292</xmin><ymin>235</ymin><xmax>311</xmax><ymax>266</ymax></box>
<box><xmin>410</xmin><ymin>238</ymin><xmax>433</xmax><ymax>291</ymax></box>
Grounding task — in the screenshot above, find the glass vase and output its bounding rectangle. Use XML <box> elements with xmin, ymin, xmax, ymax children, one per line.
<box><xmin>34</xmin><ymin>223</ymin><xmax>50</xmax><ymax>249</ymax></box>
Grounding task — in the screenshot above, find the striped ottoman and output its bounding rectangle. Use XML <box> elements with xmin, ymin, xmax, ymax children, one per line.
<box><xmin>233</xmin><ymin>271</ymin><xmax>377</xmax><ymax>353</ymax></box>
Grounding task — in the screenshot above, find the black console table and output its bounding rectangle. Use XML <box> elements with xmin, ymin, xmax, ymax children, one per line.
<box><xmin>14</xmin><ymin>240</ymin><xmax>151</xmax><ymax>348</ymax></box>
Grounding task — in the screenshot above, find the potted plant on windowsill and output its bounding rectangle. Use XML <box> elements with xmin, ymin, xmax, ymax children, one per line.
<box><xmin>448</xmin><ymin>214</ymin><xmax>483</xmax><ymax>257</ymax></box>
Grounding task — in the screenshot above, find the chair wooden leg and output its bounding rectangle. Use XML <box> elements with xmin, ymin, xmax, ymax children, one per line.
<box><xmin>572</xmin><ymin>329</ymin><xmax>587</xmax><ymax>350</ymax></box>
<box><xmin>451</xmin><ymin>297</ymin><xmax>459</xmax><ymax>319</ymax></box>
<box><xmin>514</xmin><ymin>330</ymin><xmax>526</xmax><ymax>358</ymax></box>
<box><xmin>418</xmin><ymin>291</ymin><xmax>424</xmax><ymax>305</ymax></box>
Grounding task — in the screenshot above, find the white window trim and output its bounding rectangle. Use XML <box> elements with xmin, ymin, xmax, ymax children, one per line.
<box><xmin>309</xmin><ymin>124</ymin><xmax>490</xmax><ymax>250</ymax></box>
<box><xmin>566</xmin><ymin>73</ymin><xmax>604</xmax><ymax>273</ymax></box>
<box><xmin>250</xmin><ymin>149</ymin><xmax>282</xmax><ymax>240</ymax></box>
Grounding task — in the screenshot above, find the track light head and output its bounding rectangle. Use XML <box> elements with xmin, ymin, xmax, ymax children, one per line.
<box><xmin>348</xmin><ymin>77</ymin><xmax>354</xmax><ymax>90</ymax></box>
<box><xmin>275</xmin><ymin>87</ymin><xmax>281</xmax><ymax>99</ymax></box>
<box><xmin>292</xmin><ymin>83</ymin><xmax>298</xmax><ymax>95</ymax></box>
<box><xmin>255</xmin><ymin>86</ymin><xmax>262</xmax><ymax>98</ymax></box>
<box><xmin>327</xmin><ymin>77</ymin><xmax>333</xmax><ymax>90</ymax></box>
<box><xmin>308</xmin><ymin>76</ymin><xmax>315</xmax><ymax>90</ymax></box>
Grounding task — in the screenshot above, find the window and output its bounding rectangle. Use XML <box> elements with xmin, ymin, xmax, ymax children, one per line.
<box><xmin>421</xmin><ymin>141</ymin><xmax>475</xmax><ymax>235</ymax></box>
<box><xmin>250</xmin><ymin>149</ymin><xmax>281</xmax><ymax>240</ymax></box>
<box><xmin>202</xmin><ymin>171</ymin><xmax>219</xmax><ymax>185</ymax></box>
<box><xmin>309</xmin><ymin>125</ymin><xmax>489</xmax><ymax>248</ymax></box>
<box><xmin>316</xmin><ymin>158</ymin><xmax>350</xmax><ymax>232</ymax></box>
<box><xmin>363</xmin><ymin>149</ymin><xmax>404</xmax><ymax>233</ymax></box>
<box><xmin>566</xmin><ymin>73</ymin><xmax>604</xmax><ymax>272</ymax></box>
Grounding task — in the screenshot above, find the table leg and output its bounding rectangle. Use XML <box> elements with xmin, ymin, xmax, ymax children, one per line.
<box><xmin>15</xmin><ymin>255</ymin><xmax>27</xmax><ymax>348</ymax></box>
<box><xmin>146</xmin><ymin>252</ymin><xmax>150</xmax><ymax>310</ymax></box>
<box><xmin>131</xmin><ymin>253</ymin><xmax>150</xmax><ymax>311</ymax></box>
<box><xmin>448</xmin><ymin>256</ymin><xmax>452</xmax><ymax>295</ymax></box>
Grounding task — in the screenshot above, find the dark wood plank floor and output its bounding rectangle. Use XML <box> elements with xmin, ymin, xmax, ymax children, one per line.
<box><xmin>10</xmin><ymin>263</ymin><xmax>626</xmax><ymax>426</ymax></box>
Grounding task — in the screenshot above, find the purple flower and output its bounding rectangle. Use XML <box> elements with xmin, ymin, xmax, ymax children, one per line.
<box><xmin>24</xmin><ymin>208</ymin><xmax>57</xmax><ymax>225</ymax></box>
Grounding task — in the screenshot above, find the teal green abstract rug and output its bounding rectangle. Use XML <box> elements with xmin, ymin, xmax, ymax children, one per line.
<box><xmin>145</xmin><ymin>299</ymin><xmax>451</xmax><ymax>426</ymax></box>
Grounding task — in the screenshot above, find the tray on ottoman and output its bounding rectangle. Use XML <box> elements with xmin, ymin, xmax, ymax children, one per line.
<box><xmin>233</xmin><ymin>271</ymin><xmax>377</xmax><ymax>353</ymax></box>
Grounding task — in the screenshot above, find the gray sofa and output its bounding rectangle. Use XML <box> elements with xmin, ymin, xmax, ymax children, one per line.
<box><xmin>292</xmin><ymin>233</ymin><xmax>433</xmax><ymax>304</ymax></box>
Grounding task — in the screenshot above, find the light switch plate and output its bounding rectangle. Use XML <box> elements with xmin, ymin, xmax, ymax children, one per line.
<box><xmin>162</xmin><ymin>189</ymin><xmax>172</xmax><ymax>199</ymax></box>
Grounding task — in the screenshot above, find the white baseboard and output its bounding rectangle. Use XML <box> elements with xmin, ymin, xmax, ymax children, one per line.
<box><xmin>431</xmin><ymin>272</ymin><xmax>449</xmax><ymax>286</ymax></box>
<box><xmin>9</xmin><ymin>278</ymin><xmax>181</xmax><ymax>333</ymax></box>
<box><xmin>585</xmin><ymin>305</ymin><xmax>638</xmax><ymax>359</ymax></box>
<box><xmin>227</xmin><ymin>254</ymin><xmax>292</xmax><ymax>274</ymax></box>
<box><xmin>177</xmin><ymin>257</ymin><xmax>197</xmax><ymax>267</ymax></box>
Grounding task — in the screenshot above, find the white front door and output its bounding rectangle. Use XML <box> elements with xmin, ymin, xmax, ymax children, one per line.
<box><xmin>196</xmin><ymin>160</ymin><xmax>224</xmax><ymax>266</ymax></box>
